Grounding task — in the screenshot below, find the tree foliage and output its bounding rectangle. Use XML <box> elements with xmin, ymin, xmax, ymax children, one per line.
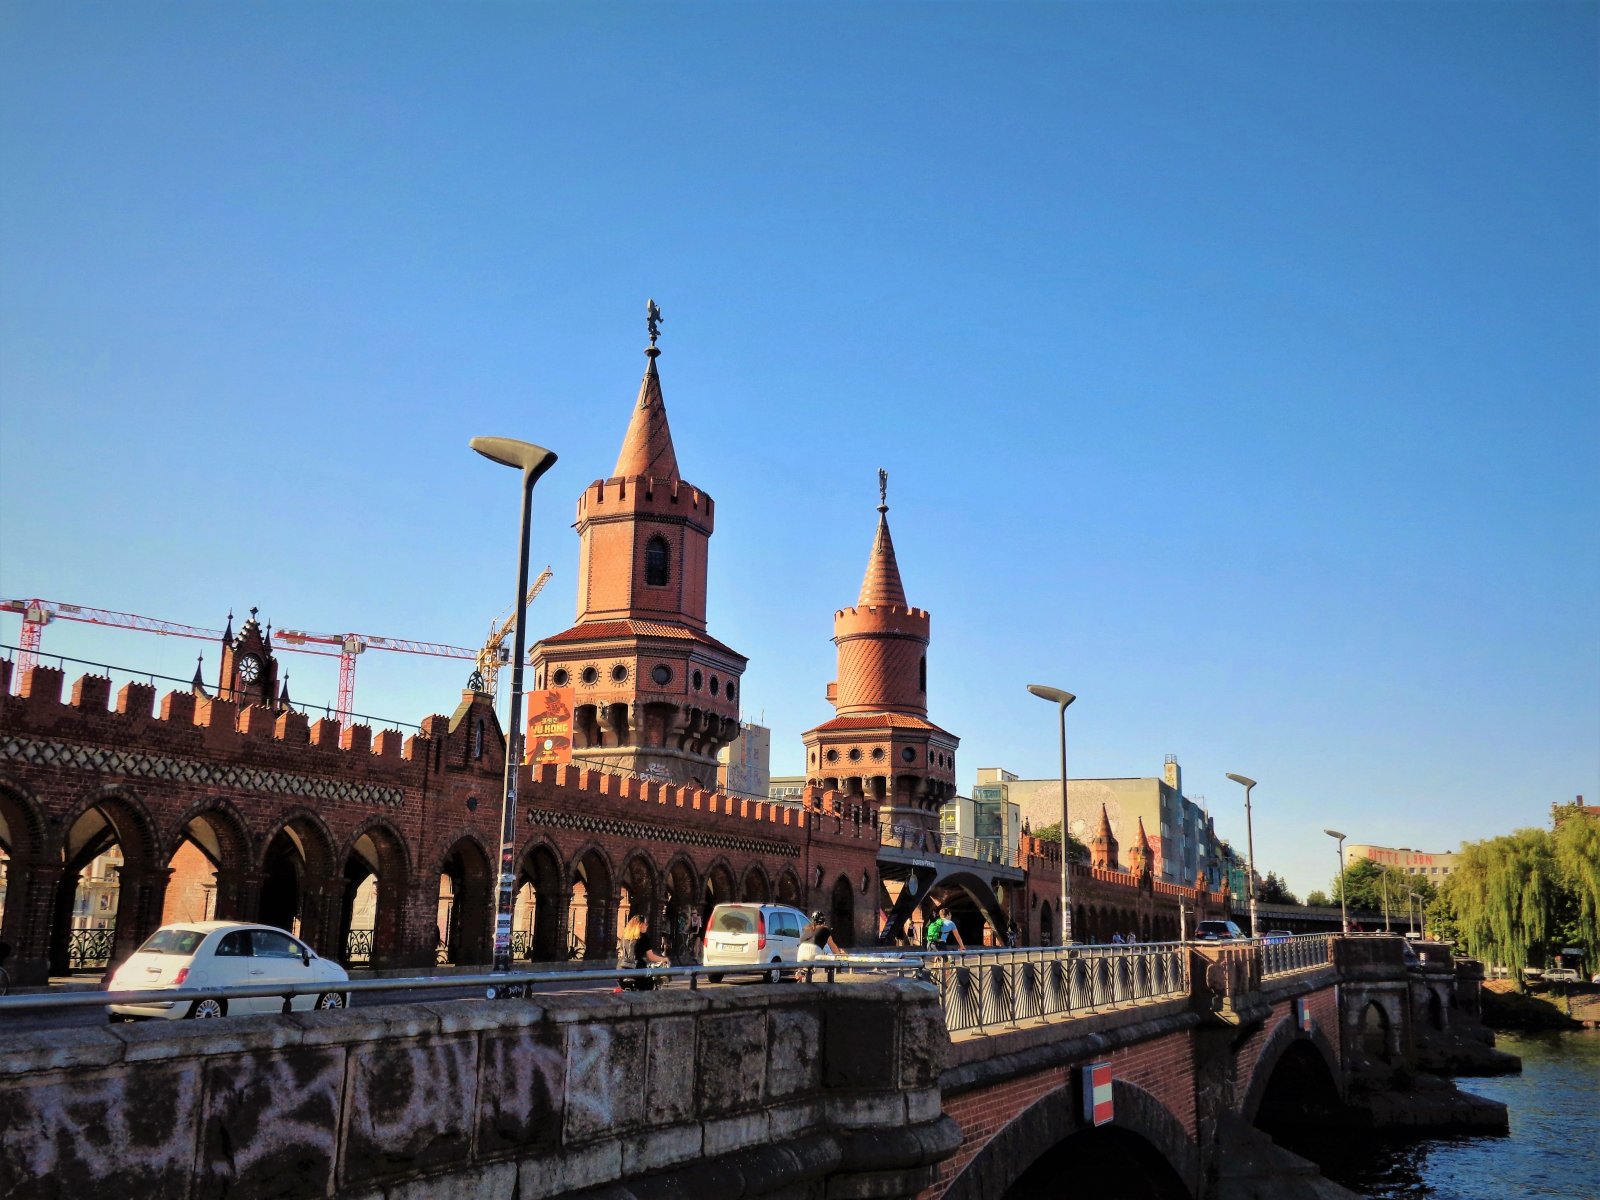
<box><xmin>1553</xmin><ymin>814</ymin><xmax>1600</xmax><ymax>954</ymax></box>
<box><xmin>1258</xmin><ymin>871</ymin><xmax>1298</xmax><ymax>905</ymax></box>
<box><xmin>1031</xmin><ymin>822</ymin><xmax>1090</xmax><ymax>864</ymax></box>
<box><xmin>1332</xmin><ymin>859</ymin><xmax>1432</xmax><ymax>927</ymax></box>
<box><xmin>1305</xmin><ymin>890</ymin><xmax>1332</xmax><ymax>908</ymax></box>
<box><xmin>1442</xmin><ymin>827</ymin><xmax>1581</xmax><ymax>987</ymax></box>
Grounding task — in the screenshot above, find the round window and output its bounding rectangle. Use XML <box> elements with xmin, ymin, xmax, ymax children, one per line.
<box><xmin>652</xmin><ymin>664</ymin><xmax>672</xmax><ymax>686</ymax></box>
<box><xmin>871</xmin><ymin>747</ymin><xmax>884</xmax><ymax>761</ymax></box>
<box><xmin>581</xmin><ymin>666</ymin><xmax>599</xmax><ymax>685</ymax></box>
<box><xmin>901</xmin><ymin>747</ymin><xmax>916</xmax><ymax>764</ymax></box>
<box><xmin>611</xmin><ymin>664</ymin><xmax>628</xmax><ymax>683</ymax></box>
<box><xmin>826</xmin><ymin>749</ymin><xmax>839</xmax><ymax>763</ymax></box>
<box><xmin>552</xmin><ymin>668</ymin><xmax>569</xmax><ymax>686</ymax></box>
<box><xmin>848</xmin><ymin>748</ymin><xmax>861</xmax><ymax>762</ymax></box>
<box><xmin>692</xmin><ymin>669</ymin><xmax>703</xmax><ymax>691</ymax></box>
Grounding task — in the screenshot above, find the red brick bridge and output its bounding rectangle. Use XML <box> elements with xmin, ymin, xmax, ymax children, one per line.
<box><xmin>0</xmin><ymin>933</ymin><xmax>1511</xmax><ymax>1200</ymax></box>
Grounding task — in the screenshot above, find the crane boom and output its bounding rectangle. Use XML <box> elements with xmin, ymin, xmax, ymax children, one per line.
<box><xmin>474</xmin><ymin>566</ymin><xmax>554</xmax><ymax>699</ymax></box>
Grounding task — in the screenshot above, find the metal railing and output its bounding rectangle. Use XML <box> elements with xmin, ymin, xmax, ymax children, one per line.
<box><xmin>66</xmin><ymin>928</ymin><xmax>116</xmax><ymax>972</ymax></box>
<box><xmin>345</xmin><ymin>929</ymin><xmax>374</xmax><ymax>965</ymax></box>
<box><xmin>879</xmin><ymin>820</ymin><xmax>1017</xmax><ymax>867</ymax></box>
<box><xmin>922</xmin><ymin>942</ymin><xmax>1189</xmax><ymax>1034</ymax></box>
<box><xmin>1261</xmin><ymin>933</ymin><xmax>1336</xmax><ymax>978</ymax></box>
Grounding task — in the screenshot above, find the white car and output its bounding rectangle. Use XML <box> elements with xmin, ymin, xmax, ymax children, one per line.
<box><xmin>701</xmin><ymin>903</ymin><xmax>810</xmax><ymax>983</ymax></box>
<box><xmin>107</xmin><ymin>921</ymin><xmax>350</xmax><ymax>1020</ymax></box>
<box><xmin>1542</xmin><ymin>968</ymin><xmax>1580</xmax><ymax>985</ymax></box>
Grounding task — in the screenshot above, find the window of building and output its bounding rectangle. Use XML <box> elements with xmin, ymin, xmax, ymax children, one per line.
<box><xmin>645</xmin><ymin>536</ymin><xmax>670</xmax><ymax>587</ymax></box>
<box><xmin>919</xmin><ymin>655</ymin><xmax>926</xmax><ymax>693</ymax></box>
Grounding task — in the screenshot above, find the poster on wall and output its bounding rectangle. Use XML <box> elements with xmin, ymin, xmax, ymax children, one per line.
<box><xmin>527</xmin><ymin>687</ymin><xmax>574</xmax><ymax>765</ymax></box>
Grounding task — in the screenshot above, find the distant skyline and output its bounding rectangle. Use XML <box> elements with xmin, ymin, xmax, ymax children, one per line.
<box><xmin>2</xmin><ymin>2</ymin><xmax>1595</xmax><ymax>898</ymax></box>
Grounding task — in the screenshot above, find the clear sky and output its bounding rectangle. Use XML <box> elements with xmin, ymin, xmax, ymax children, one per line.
<box><xmin>2</xmin><ymin>2</ymin><xmax>1595</xmax><ymax>898</ymax></box>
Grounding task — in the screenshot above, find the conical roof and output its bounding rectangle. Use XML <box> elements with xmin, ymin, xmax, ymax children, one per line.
<box><xmin>858</xmin><ymin>509</ymin><xmax>908</xmax><ymax>607</ymax></box>
<box><xmin>612</xmin><ymin>350</ymin><xmax>680</xmax><ymax>482</ymax></box>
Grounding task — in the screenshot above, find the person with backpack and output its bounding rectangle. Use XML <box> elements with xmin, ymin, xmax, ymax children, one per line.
<box><xmin>925</xmin><ymin>907</ymin><xmax>965</xmax><ymax>953</ymax></box>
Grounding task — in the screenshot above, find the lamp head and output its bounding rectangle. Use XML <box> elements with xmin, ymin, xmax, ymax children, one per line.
<box><xmin>1027</xmin><ymin>684</ymin><xmax>1076</xmax><ymax>708</ymax></box>
<box><xmin>1323</xmin><ymin>828</ymin><xmax>1346</xmax><ymax>841</ymax></box>
<box><xmin>470</xmin><ymin>436</ymin><xmax>558</xmax><ymax>482</ymax></box>
<box><xmin>1225</xmin><ymin>773</ymin><xmax>1256</xmax><ymax>789</ymax></box>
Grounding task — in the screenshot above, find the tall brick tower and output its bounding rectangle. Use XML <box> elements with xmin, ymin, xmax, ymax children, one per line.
<box><xmin>803</xmin><ymin>473</ymin><xmax>957</xmax><ymax>840</ymax></box>
<box><xmin>529</xmin><ymin>308</ymin><xmax>746</xmax><ymax>788</ymax></box>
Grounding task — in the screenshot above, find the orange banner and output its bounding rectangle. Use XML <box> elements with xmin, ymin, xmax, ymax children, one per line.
<box><xmin>526</xmin><ymin>687</ymin><xmax>574</xmax><ymax>765</ymax></box>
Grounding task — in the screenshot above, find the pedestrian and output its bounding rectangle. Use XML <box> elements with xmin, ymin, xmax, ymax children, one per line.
<box><xmin>800</xmin><ymin>910</ymin><xmax>842</xmax><ymax>979</ymax></box>
<box><xmin>617</xmin><ymin>915</ymin><xmax>669</xmax><ymax>992</ymax></box>
<box><xmin>1005</xmin><ymin>919</ymin><xmax>1019</xmax><ymax>949</ymax></box>
<box><xmin>926</xmin><ymin>906</ymin><xmax>965</xmax><ymax>953</ymax></box>
<box><xmin>1112</xmin><ymin>932</ymin><xmax>1125</xmax><ymax>945</ymax></box>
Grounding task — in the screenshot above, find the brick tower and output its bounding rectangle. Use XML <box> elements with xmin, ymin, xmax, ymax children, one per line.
<box><xmin>529</xmin><ymin>310</ymin><xmax>746</xmax><ymax>788</ymax></box>
<box><xmin>803</xmin><ymin>472</ymin><xmax>957</xmax><ymax>840</ymax></box>
<box><xmin>1090</xmin><ymin>803</ymin><xmax>1120</xmax><ymax>871</ymax></box>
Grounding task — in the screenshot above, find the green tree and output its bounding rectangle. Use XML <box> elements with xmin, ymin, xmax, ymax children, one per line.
<box><xmin>1305</xmin><ymin>889</ymin><xmax>1332</xmax><ymax>908</ymax></box>
<box><xmin>1334</xmin><ymin>860</ymin><xmax>1423</xmax><ymax>927</ymax></box>
<box><xmin>1259</xmin><ymin>871</ymin><xmax>1298</xmax><ymax>905</ymax></box>
<box><xmin>1032</xmin><ymin>822</ymin><xmax>1090</xmax><ymax>864</ymax></box>
<box><xmin>1442</xmin><ymin>828</ymin><xmax>1565</xmax><ymax>988</ymax></box>
<box><xmin>1553</xmin><ymin>813</ymin><xmax>1600</xmax><ymax>957</ymax></box>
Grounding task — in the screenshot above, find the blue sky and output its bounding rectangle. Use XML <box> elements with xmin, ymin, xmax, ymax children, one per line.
<box><xmin>2</xmin><ymin>2</ymin><xmax>1595</xmax><ymax>897</ymax></box>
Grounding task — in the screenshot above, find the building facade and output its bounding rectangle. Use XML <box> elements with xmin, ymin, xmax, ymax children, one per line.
<box><xmin>1344</xmin><ymin>843</ymin><xmax>1460</xmax><ymax>881</ymax></box>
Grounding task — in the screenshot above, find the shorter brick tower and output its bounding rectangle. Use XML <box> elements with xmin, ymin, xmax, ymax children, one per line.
<box><xmin>1128</xmin><ymin>817</ymin><xmax>1154</xmax><ymax>882</ymax></box>
<box><xmin>529</xmin><ymin>318</ymin><xmax>746</xmax><ymax>788</ymax></box>
<box><xmin>217</xmin><ymin>608</ymin><xmax>280</xmax><ymax>710</ymax></box>
<box><xmin>1090</xmin><ymin>804</ymin><xmax>1119</xmax><ymax>871</ymax></box>
<box><xmin>803</xmin><ymin>474</ymin><xmax>957</xmax><ymax>841</ymax></box>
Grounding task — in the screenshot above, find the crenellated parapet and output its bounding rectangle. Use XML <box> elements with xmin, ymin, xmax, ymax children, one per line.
<box><xmin>576</xmin><ymin>474</ymin><xmax>715</xmax><ymax>534</ymax></box>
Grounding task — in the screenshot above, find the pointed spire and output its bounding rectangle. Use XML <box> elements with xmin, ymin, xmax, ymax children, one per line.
<box><xmin>857</xmin><ymin>468</ymin><xmax>908</xmax><ymax>607</ymax></box>
<box><xmin>277</xmin><ymin>674</ymin><xmax>292</xmax><ymax>711</ymax></box>
<box><xmin>192</xmin><ymin>654</ymin><xmax>209</xmax><ymax>697</ymax></box>
<box><xmin>221</xmin><ymin>611</ymin><xmax>234</xmax><ymax>645</ymax></box>
<box><xmin>612</xmin><ymin>303</ymin><xmax>680</xmax><ymax>482</ymax></box>
<box><xmin>1135</xmin><ymin>816</ymin><xmax>1151</xmax><ymax>850</ymax></box>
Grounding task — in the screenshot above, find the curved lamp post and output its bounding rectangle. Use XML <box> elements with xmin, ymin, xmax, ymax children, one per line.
<box><xmin>1026</xmin><ymin>684</ymin><xmax>1075</xmax><ymax>946</ymax></box>
<box><xmin>471</xmin><ymin>436</ymin><xmax>558</xmax><ymax>972</ymax></box>
<box><xmin>1323</xmin><ymin>828</ymin><xmax>1349</xmax><ymax>933</ymax></box>
<box><xmin>1409</xmin><ymin>891</ymin><xmax>1424</xmax><ymax>939</ymax></box>
<box><xmin>1225</xmin><ymin>773</ymin><xmax>1259</xmax><ymax>938</ymax></box>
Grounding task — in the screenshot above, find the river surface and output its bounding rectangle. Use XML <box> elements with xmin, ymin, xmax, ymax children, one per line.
<box><xmin>1314</xmin><ymin>1031</ymin><xmax>1600</xmax><ymax>1199</ymax></box>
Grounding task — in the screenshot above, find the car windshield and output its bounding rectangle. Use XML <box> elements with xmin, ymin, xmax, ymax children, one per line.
<box><xmin>138</xmin><ymin>928</ymin><xmax>207</xmax><ymax>956</ymax></box>
<box><xmin>710</xmin><ymin>908</ymin><xmax>758</xmax><ymax>934</ymax></box>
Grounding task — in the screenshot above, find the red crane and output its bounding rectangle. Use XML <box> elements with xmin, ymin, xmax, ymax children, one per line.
<box><xmin>1</xmin><ymin>597</ymin><xmax>479</xmax><ymax>726</ymax></box>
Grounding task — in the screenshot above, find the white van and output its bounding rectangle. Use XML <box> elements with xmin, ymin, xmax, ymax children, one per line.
<box><xmin>702</xmin><ymin>903</ymin><xmax>809</xmax><ymax>983</ymax></box>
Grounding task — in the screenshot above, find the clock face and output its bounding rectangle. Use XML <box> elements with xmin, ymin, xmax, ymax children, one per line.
<box><xmin>237</xmin><ymin>654</ymin><xmax>262</xmax><ymax>683</ymax></box>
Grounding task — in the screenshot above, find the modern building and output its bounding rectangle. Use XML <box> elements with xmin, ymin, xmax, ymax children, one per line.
<box><xmin>1344</xmin><ymin>844</ymin><xmax>1459</xmax><ymax>881</ymax></box>
<box><xmin>973</xmin><ymin>756</ymin><xmax>1226</xmax><ymax>890</ymax></box>
<box><xmin>767</xmin><ymin>774</ymin><xmax>807</xmax><ymax>806</ymax></box>
<box><xmin>939</xmin><ymin>789</ymin><xmax>1021</xmax><ymax>866</ymax></box>
<box><xmin>716</xmin><ymin>721</ymin><xmax>771</xmax><ymax>802</ymax></box>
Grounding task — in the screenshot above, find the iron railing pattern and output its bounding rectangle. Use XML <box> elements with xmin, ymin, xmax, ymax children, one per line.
<box><xmin>926</xmin><ymin>942</ymin><xmax>1189</xmax><ymax>1035</ymax></box>
<box><xmin>66</xmin><ymin>928</ymin><xmax>115</xmax><ymax>972</ymax></box>
<box><xmin>1261</xmin><ymin>933</ymin><xmax>1336</xmax><ymax>978</ymax></box>
<box><xmin>345</xmin><ymin>928</ymin><xmax>374</xmax><ymax>965</ymax></box>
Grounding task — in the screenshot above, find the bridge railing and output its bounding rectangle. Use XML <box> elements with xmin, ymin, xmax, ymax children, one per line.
<box><xmin>925</xmin><ymin>942</ymin><xmax>1189</xmax><ymax>1034</ymax></box>
<box><xmin>1260</xmin><ymin>933</ymin><xmax>1336</xmax><ymax>978</ymax></box>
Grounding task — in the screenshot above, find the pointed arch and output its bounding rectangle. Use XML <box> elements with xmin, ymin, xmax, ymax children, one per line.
<box><xmin>437</xmin><ymin>833</ymin><xmax>492</xmax><ymax>966</ymax></box>
<box><xmin>516</xmin><ymin>837</ymin><xmax>565</xmax><ymax>962</ymax></box>
<box><xmin>740</xmin><ymin>862</ymin><xmax>771</xmax><ymax>903</ymax></box>
<box><xmin>569</xmin><ymin>844</ymin><xmax>615</xmax><ymax>961</ymax></box>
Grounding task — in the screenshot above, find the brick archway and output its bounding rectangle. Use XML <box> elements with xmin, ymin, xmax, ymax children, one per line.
<box><xmin>163</xmin><ymin>798</ymin><xmax>253</xmax><ymax>926</ymax></box>
<box><xmin>941</xmin><ymin>1076</ymin><xmax>1199</xmax><ymax>1200</ymax></box>
<box><xmin>1239</xmin><ymin>1010</ymin><xmax>1345</xmax><ymax>1125</ymax></box>
<box><xmin>256</xmin><ymin>809</ymin><xmax>340</xmax><ymax>956</ymax></box>
<box><xmin>51</xmin><ymin>786</ymin><xmax>165</xmax><ymax>975</ymax></box>
<box><xmin>0</xmin><ymin>774</ymin><xmax>51</xmax><ymax>984</ymax></box>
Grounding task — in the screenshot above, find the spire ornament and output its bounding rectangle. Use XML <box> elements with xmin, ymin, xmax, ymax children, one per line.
<box><xmin>646</xmin><ymin>298</ymin><xmax>662</xmax><ymax>349</ymax></box>
<box><xmin>878</xmin><ymin>467</ymin><xmax>888</xmax><ymax>514</ymax></box>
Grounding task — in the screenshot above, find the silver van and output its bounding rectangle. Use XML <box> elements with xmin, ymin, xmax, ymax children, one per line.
<box><xmin>702</xmin><ymin>903</ymin><xmax>809</xmax><ymax>983</ymax></box>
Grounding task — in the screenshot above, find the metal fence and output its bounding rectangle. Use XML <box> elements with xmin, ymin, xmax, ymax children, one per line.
<box><xmin>1261</xmin><ymin>933</ymin><xmax>1336</xmax><ymax>978</ymax></box>
<box><xmin>66</xmin><ymin>928</ymin><xmax>116</xmax><ymax>972</ymax></box>
<box><xmin>345</xmin><ymin>928</ymin><xmax>374</xmax><ymax>965</ymax></box>
<box><xmin>924</xmin><ymin>942</ymin><xmax>1189</xmax><ymax>1034</ymax></box>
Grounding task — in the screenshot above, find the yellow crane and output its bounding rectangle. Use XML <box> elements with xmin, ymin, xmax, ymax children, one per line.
<box><xmin>474</xmin><ymin>566</ymin><xmax>553</xmax><ymax>699</ymax></box>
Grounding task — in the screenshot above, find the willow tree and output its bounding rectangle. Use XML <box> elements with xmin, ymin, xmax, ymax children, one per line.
<box><xmin>1442</xmin><ymin>828</ymin><xmax>1562</xmax><ymax>987</ymax></box>
<box><xmin>1553</xmin><ymin>814</ymin><xmax>1600</xmax><ymax>957</ymax></box>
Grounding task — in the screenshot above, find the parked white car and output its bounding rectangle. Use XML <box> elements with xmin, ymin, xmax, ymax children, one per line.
<box><xmin>1542</xmin><ymin>968</ymin><xmax>1580</xmax><ymax>985</ymax></box>
<box><xmin>107</xmin><ymin>921</ymin><xmax>350</xmax><ymax>1020</ymax></box>
<box><xmin>701</xmin><ymin>903</ymin><xmax>809</xmax><ymax>983</ymax></box>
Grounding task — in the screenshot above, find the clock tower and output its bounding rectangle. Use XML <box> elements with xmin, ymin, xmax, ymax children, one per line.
<box><xmin>217</xmin><ymin>607</ymin><xmax>280</xmax><ymax>710</ymax></box>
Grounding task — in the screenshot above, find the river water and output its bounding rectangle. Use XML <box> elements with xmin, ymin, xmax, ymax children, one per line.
<box><xmin>1314</xmin><ymin>1031</ymin><xmax>1600</xmax><ymax>1199</ymax></box>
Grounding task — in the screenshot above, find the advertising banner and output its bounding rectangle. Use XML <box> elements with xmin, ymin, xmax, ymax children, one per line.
<box><xmin>527</xmin><ymin>687</ymin><xmax>574</xmax><ymax>765</ymax></box>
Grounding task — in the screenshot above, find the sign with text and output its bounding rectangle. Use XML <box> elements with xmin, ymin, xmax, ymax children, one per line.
<box><xmin>1297</xmin><ymin>996</ymin><xmax>1313</xmax><ymax>1033</ymax></box>
<box><xmin>527</xmin><ymin>688</ymin><xmax>574</xmax><ymax>766</ymax></box>
<box><xmin>1081</xmin><ymin>1061</ymin><xmax>1113</xmax><ymax>1127</ymax></box>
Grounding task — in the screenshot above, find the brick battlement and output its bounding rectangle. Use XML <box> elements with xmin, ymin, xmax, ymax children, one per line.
<box><xmin>577</xmin><ymin>474</ymin><xmax>715</xmax><ymax>530</ymax></box>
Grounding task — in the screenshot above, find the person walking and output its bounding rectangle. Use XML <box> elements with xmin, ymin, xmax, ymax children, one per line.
<box><xmin>617</xmin><ymin>916</ymin><xmax>669</xmax><ymax>991</ymax></box>
<box><xmin>800</xmin><ymin>910</ymin><xmax>842</xmax><ymax>980</ymax></box>
<box><xmin>926</xmin><ymin>907</ymin><xmax>965</xmax><ymax>953</ymax></box>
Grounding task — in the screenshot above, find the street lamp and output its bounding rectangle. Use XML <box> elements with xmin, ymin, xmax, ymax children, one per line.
<box><xmin>471</xmin><ymin>435</ymin><xmax>558</xmax><ymax>973</ymax></box>
<box><xmin>1324</xmin><ymin>829</ymin><xmax>1349</xmax><ymax>933</ymax></box>
<box><xmin>1225</xmin><ymin>774</ymin><xmax>1259</xmax><ymax>939</ymax></box>
<box><xmin>1409</xmin><ymin>892</ymin><xmax>1423</xmax><ymax>939</ymax></box>
<box><xmin>1026</xmin><ymin>684</ymin><xmax>1075</xmax><ymax>946</ymax></box>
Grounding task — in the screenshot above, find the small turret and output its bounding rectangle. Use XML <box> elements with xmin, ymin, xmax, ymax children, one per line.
<box><xmin>1090</xmin><ymin>803</ymin><xmax>1120</xmax><ymax>871</ymax></box>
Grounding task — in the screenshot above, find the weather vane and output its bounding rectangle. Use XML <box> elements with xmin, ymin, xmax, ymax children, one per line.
<box><xmin>647</xmin><ymin>298</ymin><xmax>662</xmax><ymax>347</ymax></box>
<box><xmin>878</xmin><ymin>467</ymin><xmax>888</xmax><ymax>511</ymax></box>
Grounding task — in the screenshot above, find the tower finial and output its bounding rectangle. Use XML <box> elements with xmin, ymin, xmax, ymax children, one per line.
<box><xmin>646</xmin><ymin>298</ymin><xmax>662</xmax><ymax>350</ymax></box>
<box><xmin>877</xmin><ymin>467</ymin><xmax>888</xmax><ymax>514</ymax></box>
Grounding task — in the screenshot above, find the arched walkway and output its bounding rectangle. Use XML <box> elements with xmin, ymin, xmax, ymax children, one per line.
<box><xmin>0</xmin><ymin>777</ymin><xmax>51</xmax><ymax>984</ymax></box>
<box><xmin>830</xmin><ymin>874</ymin><xmax>856</xmax><ymax>949</ymax></box>
<box><xmin>257</xmin><ymin>811</ymin><xmax>340</xmax><ymax>955</ymax></box>
<box><xmin>569</xmin><ymin>847</ymin><xmax>613</xmax><ymax>961</ymax></box>
<box><xmin>437</xmin><ymin>836</ymin><xmax>491</xmax><ymax>966</ymax></box>
<box><xmin>337</xmin><ymin>821</ymin><xmax>410</xmax><ymax>968</ymax></box>
<box><xmin>49</xmin><ymin>791</ymin><xmax>163</xmax><ymax>976</ymax></box>
<box><xmin>162</xmin><ymin>802</ymin><xmax>252</xmax><ymax>927</ymax></box>
<box><xmin>515</xmin><ymin>842</ymin><xmax>564</xmax><ymax>962</ymax></box>
<box><xmin>617</xmin><ymin>853</ymin><xmax>658</xmax><ymax>957</ymax></box>
<box><xmin>662</xmin><ymin>857</ymin><xmax>699</xmax><ymax>962</ymax></box>
<box><xmin>741</xmin><ymin>863</ymin><xmax>770</xmax><ymax>903</ymax></box>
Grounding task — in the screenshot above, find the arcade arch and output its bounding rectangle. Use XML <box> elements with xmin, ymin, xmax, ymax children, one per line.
<box><xmin>337</xmin><ymin>821</ymin><xmax>409</xmax><ymax>967</ymax></box>
<box><xmin>569</xmin><ymin>847</ymin><xmax>613</xmax><ymax>961</ymax></box>
<box><xmin>515</xmin><ymin>841</ymin><xmax>564</xmax><ymax>962</ymax></box>
<box><xmin>50</xmin><ymin>791</ymin><xmax>161</xmax><ymax>976</ymax></box>
<box><xmin>437</xmin><ymin>836</ymin><xmax>491</xmax><ymax>966</ymax></box>
<box><xmin>257</xmin><ymin>812</ymin><xmax>339</xmax><ymax>953</ymax></box>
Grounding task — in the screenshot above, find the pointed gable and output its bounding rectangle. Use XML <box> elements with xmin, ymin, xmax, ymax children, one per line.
<box><xmin>858</xmin><ymin>511</ymin><xmax>909</xmax><ymax>607</ymax></box>
<box><xmin>612</xmin><ymin>350</ymin><xmax>680</xmax><ymax>482</ymax></box>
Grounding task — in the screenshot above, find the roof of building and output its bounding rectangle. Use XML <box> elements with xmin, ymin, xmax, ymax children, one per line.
<box><xmin>858</xmin><ymin>508</ymin><xmax>908</xmax><ymax>607</ymax></box>
<box><xmin>803</xmin><ymin>712</ymin><xmax>957</xmax><ymax>739</ymax></box>
<box><xmin>612</xmin><ymin>349</ymin><xmax>680</xmax><ymax>482</ymax></box>
<box><xmin>539</xmin><ymin>619</ymin><xmax>745</xmax><ymax>661</ymax></box>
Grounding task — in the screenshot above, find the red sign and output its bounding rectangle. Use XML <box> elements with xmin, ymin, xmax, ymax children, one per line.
<box><xmin>1081</xmin><ymin>1061</ymin><xmax>1113</xmax><ymax>1126</ymax></box>
<box><xmin>527</xmin><ymin>688</ymin><xmax>574</xmax><ymax>766</ymax></box>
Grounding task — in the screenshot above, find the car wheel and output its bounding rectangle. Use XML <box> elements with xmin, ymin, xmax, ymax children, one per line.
<box><xmin>707</xmin><ymin>973</ymin><xmax>724</xmax><ymax>984</ymax></box>
<box><xmin>187</xmin><ymin>998</ymin><xmax>226</xmax><ymax>1019</ymax></box>
<box><xmin>766</xmin><ymin>962</ymin><xmax>782</xmax><ymax>985</ymax></box>
<box><xmin>315</xmin><ymin>991</ymin><xmax>347</xmax><ymax>1011</ymax></box>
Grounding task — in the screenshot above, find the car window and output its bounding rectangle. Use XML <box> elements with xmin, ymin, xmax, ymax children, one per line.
<box><xmin>138</xmin><ymin>928</ymin><xmax>207</xmax><ymax>955</ymax></box>
<box><xmin>214</xmin><ymin>930</ymin><xmax>254</xmax><ymax>957</ymax></box>
<box><xmin>710</xmin><ymin>907</ymin><xmax>757</xmax><ymax>934</ymax></box>
<box><xmin>773</xmin><ymin>912</ymin><xmax>800</xmax><ymax>938</ymax></box>
<box><xmin>252</xmin><ymin>929</ymin><xmax>304</xmax><ymax>959</ymax></box>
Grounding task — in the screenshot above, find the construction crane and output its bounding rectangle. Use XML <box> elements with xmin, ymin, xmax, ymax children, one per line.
<box><xmin>473</xmin><ymin>566</ymin><xmax>554</xmax><ymax>699</ymax></box>
<box><xmin>0</xmin><ymin>598</ymin><xmax>231</xmax><ymax>677</ymax></box>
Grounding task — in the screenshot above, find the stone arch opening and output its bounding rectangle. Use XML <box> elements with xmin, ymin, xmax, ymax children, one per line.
<box><xmin>775</xmin><ymin>867</ymin><xmax>800</xmax><ymax>906</ymax></box>
<box><xmin>1358</xmin><ymin>999</ymin><xmax>1392</xmax><ymax>1064</ymax></box>
<box><xmin>337</xmin><ymin>822</ymin><xmax>410</xmax><ymax>968</ymax></box>
<box><xmin>1004</xmin><ymin>1125</ymin><xmax>1191</xmax><ymax>1200</ymax></box>
<box><xmin>569</xmin><ymin>847</ymin><xmax>613</xmax><ymax>961</ymax></box>
<box><xmin>1249</xmin><ymin>1037</ymin><xmax>1348</xmax><ymax>1172</ymax></box>
<box><xmin>50</xmin><ymin>792</ymin><xmax>161</xmax><ymax>976</ymax></box>
<box><xmin>703</xmin><ymin>860</ymin><xmax>736</xmax><ymax>926</ymax></box>
<box><xmin>616</xmin><ymin>853</ymin><xmax>658</xmax><ymax>955</ymax></box>
<box><xmin>0</xmin><ymin>778</ymin><xmax>49</xmax><ymax>983</ymax></box>
<box><xmin>257</xmin><ymin>813</ymin><xmax>339</xmax><ymax>954</ymax></box>
<box><xmin>830</xmin><ymin>874</ymin><xmax>856</xmax><ymax>948</ymax></box>
<box><xmin>1039</xmin><ymin>899</ymin><xmax>1054</xmax><ymax>945</ymax></box>
<box><xmin>437</xmin><ymin>836</ymin><xmax>491</xmax><ymax>966</ymax></box>
<box><xmin>515</xmin><ymin>842</ymin><xmax>564</xmax><ymax>962</ymax></box>
<box><xmin>161</xmin><ymin>803</ymin><xmax>251</xmax><ymax>928</ymax></box>
<box><xmin>662</xmin><ymin>857</ymin><xmax>699</xmax><ymax>961</ymax></box>
<box><xmin>741</xmin><ymin>863</ymin><xmax>770</xmax><ymax>903</ymax></box>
